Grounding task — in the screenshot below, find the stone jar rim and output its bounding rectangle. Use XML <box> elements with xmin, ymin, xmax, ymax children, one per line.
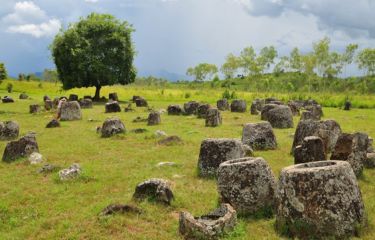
<box><xmin>283</xmin><ymin>160</ymin><xmax>350</xmax><ymax>173</ymax></box>
<box><xmin>219</xmin><ymin>157</ymin><xmax>263</xmax><ymax>167</ymax></box>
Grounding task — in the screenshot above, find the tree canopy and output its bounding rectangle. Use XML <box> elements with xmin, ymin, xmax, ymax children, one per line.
<box><xmin>186</xmin><ymin>63</ymin><xmax>218</xmax><ymax>82</ymax></box>
<box><xmin>0</xmin><ymin>63</ymin><xmax>7</xmax><ymax>81</ymax></box>
<box><xmin>51</xmin><ymin>13</ymin><xmax>136</xmax><ymax>100</ymax></box>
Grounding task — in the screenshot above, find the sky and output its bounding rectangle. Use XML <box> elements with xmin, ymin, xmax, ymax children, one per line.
<box><xmin>0</xmin><ymin>0</ymin><xmax>374</xmax><ymax>79</ymax></box>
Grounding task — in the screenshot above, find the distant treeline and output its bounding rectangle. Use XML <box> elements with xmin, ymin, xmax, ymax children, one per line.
<box><xmin>184</xmin><ymin>37</ymin><xmax>375</xmax><ymax>93</ymax></box>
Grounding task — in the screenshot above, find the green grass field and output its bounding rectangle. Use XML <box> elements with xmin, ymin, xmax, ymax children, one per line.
<box><xmin>1</xmin><ymin>80</ymin><xmax>375</xmax><ymax>239</ymax></box>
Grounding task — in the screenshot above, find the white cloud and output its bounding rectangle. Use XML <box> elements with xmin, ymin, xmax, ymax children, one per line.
<box><xmin>2</xmin><ymin>1</ymin><xmax>47</xmax><ymax>24</ymax></box>
<box><xmin>7</xmin><ymin>19</ymin><xmax>61</xmax><ymax>38</ymax></box>
<box><xmin>2</xmin><ymin>1</ymin><xmax>61</xmax><ymax>38</ymax></box>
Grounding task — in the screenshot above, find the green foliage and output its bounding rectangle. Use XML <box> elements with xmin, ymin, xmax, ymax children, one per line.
<box><xmin>51</xmin><ymin>12</ymin><xmax>136</xmax><ymax>99</ymax></box>
<box><xmin>0</xmin><ymin>63</ymin><xmax>7</xmax><ymax>81</ymax></box>
<box><xmin>134</xmin><ymin>76</ymin><xmax>169</xmax><ymax>87</ymax></box>
<box><xmin>222</xmin><ymin>89</ymin><xmax>231</xmax><ymax>99</ymax></box>
<box><xmin>186</xmin><ymin>63</ymin><xmax>218</xmax><ymax>82</ymax></box>
<box><xmin>42</xmin><ymin>69</ymin><xmax>59</xmax><ymax>83</ymax></box>
<box><xmin>6</xmin><ymin>83</ymin><xmax>13</xmax><ymax>93</ymax></box>
<box><xmin>357</xmin><ymin>48</ymin><xmax>375</xmax><ymax>76</ymax></box>
<box><xmin>184</xmin><ymin>92</ymin><xmax>191</xmax><ymax>99</ymax></box>
<box><xmin>221</xmin><ymin>53</ymin><xmax>241</xmax><ymax>79</ymax></box>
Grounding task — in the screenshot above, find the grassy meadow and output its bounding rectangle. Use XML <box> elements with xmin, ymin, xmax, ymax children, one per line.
<box><xmin>1</xmin><ymin>79</ymin><xmax>375</xmax><ymax>239</ymax></box>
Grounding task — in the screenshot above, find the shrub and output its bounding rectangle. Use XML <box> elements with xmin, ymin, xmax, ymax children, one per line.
<box><xmin>6</xmin><ymin>83</ymin><xmax>13</xmax><ymax>93</ymax></box>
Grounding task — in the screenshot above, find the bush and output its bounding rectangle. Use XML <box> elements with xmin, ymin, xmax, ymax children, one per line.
<box><xmin>185</xmin><ymin>92</ymin><xmax>191</xmax><ymax>99</ymax></box>
<box><xmin>6</xmin><ymin>83</ymin><xmax>13</xmax><ymax>93</ymax></box>
<box><xmin>222</xmin><ymin>89</ymin><xmax>231</xmax><ymax>99</ymax></box>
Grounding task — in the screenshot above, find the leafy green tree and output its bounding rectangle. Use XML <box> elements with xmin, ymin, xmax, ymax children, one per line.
<box><xmin>257</xmin><ymin>46</ymin><xmax>278</xmax><ymax>74</ymax></box>
<box><xmin>341</xmin><ymin>44</ymin><xmax>358</xmax><ymax>75</ymax></box>
<box><xmin>18</xmin><ymin>73</ymin><xmax>25</xmax><ymax>81</ymax></box>
<box><xmin>239</xmin><ymin>46</ymin><xmax>258</xmax><ymax>76</ymax></box>
<box><xmin>313</xmin><ymin>37</ymin><xmax>331</xmax><ymax>80</ymax></box>
<box><xmin>273</xmin><ymin>56</ymin><xmax>289</xmax><ymax>74</ymax></box>
<box><xmin>186</xmin><ymin>63</ymin><xmax>218</xmax><ymax>82</ymax></box>
<box><xmin>0</xmin><ymin>63</ymin><xmax>7</xmax><ymax>81</ymax></box>
<box><xmin>301</xmin><ymin>53</ymin><xmax>317</xmax><ymax>93</ymax></box>
<box><xmin>240</xmin><ymin>46</ymin><xmax>277</xmax><ymax>76</ymax></box>
<box><xmin>357</xmin><ymin>48</ymin><xmax>375</xmax><ymax>76</ymax></box>
<box><xmin>289</xmin><ymin>47</ymin><xmax>303</xmax><ymax>72</ymax></box>
<box><xmin>51</xmin><ymin>13</ymin><xmax>136</xmax><ymax>100</ymax></box>
<box><xmin>220</xmin><ymin>53</ymin><xmax>241</xmax><ymax>79</ymax></box>
<box><xmin>43</xmin><ymin>69</ymin><xmax>59</xmax><ymax>83</ymax></box>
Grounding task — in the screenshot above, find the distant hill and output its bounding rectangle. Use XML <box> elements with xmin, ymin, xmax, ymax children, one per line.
<box><xmin>138</xmin><ymin>69</ymin><xmax>188</xmax><ymax>82</ymax></box>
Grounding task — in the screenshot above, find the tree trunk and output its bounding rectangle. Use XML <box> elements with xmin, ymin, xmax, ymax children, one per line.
<box><xmin>94</xmin><ymin>86</ymin><xmax>101</xmax><ymax>101</ymax></box>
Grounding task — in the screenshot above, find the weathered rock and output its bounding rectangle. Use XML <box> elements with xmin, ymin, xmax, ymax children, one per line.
<box><xmin>130</xmin><ymin>128</ymin><xmax>148</xmax><ymax>134</ymax></box>
<box><xmin>44</xmin><ymin>100</ymin><xmax>53</xmax><ymax>110</ymax></box>
<box><xmin>205</xmin><ymin>108</ymin><xmax>222</xmax><ymax>127</ymax></box>
<box><xmin>43</xmin><ymin>95</ymin><xmax>51</xmax><ymax>101</ymax></box>
<box><xmin>291</xmin><ymin>119</ymin><xmax>342</xmax><ymax>155</ymax></box>
<box><xmin>52</xmin><ymin>97</ymin><xmax>60</xmax><ymax>108</ymax></box>
<box><xmin>2</xmin><ymin>96</ymin><xmax>14</xmax><ymax>103</ymax></box>
<box><xmin>133</xmin><ymin>178</ymin><xmax>174</xmax><ymax>205</ymax></box>
<box><xmin>287</xmin><ymin>101</ymin><xmax>300</xmax><ymax>116</ymax></box>
<box><xmin>276</xmin><ymin>161</ymin><xmax>366</xmax><ymax>239</ymax></box>
<box><xmin>344</xmin><ymin>100</ymin><xmax>352</xmax><ymax>111</ymax></box>
<box><xmin>250</xmin><ymin>99</ymin><xmax>265</xmax><ymax>115</ymax></box>
<box><xmin>108</xmin><ymin>92</ymin><xmax>118</xmax><ymax>101</ymax></box>
<box><xmin>60</xmin><ymin>101</ymin><xmax>81</xmax><ymax>121</ymax></box>
<box><xmin>331</xmin><ymin>132</ymin><xmax>369</xmax><ymax>176</ymax></box>
<box><xmin>68</xmin><ymin>94</ymin><xmax>79</xmax><ymax>101</ymax></box>
<box><xmin>198</xmin><ymin>138</ymin><xmax>249</xmax><ymax>177</ymax></box>
<box><xmin>217</xmin><ymin>157</ymin><xmax>276</xmax><ymax>215</ymax></box>
<box><xmin>79</xmin><ymin>98</ymin><xmax>93</xmax><ymax>109</ymax></box>
<box><xmin>135</xmin><ymin>97</ymin><xmax>148</xmax><ymax>107</ymax></box>
<box><xmin>0</xmin><ymin>121</ymin><xmax>19</xmax><ymax>140</ymax></box>
<box><xmin>46</xmin><ymin>119</ymin><xmax>60</xmax><ymax>128</ymax></box>
<box><xmin>197</xmin><ymin>103</ymin><xmax>211</xmax><ymax>118</ymax></box>
<box><xmin>183</xmin><ymin>101</ymin><xmax>199</xmax><ymax>115</ymax></box>
<box><xmin>124</xmin><ymin>103</ymin><xmax>134</xmax><ymax>112</ymax></box>
<box><xmin>29</xmin><ymin>104</ymin><xmax>41</xmax><ymax>114</ymax></box>
<box><xmin>2</xmin><ymin>134</ymin><xmax>39</xmax><ymax>162</ymax></box>
<box><xmin>267</xmin><ymin>105</ymin><xmax>294</xmax><ymax>129</ymax></box>
<box><xmin>148</xmin><ymin>111</ymin><xmax>161</xmax><ymax>126</ymax></box>
<box><xmin>59</xmin><ymin>163</ymin><xmax>81</xmax><ymax>180</ymax></box>
<box><xmin>294</xmin><ymin>136</ymin><xmax>326</xmax><ymax>164</ymax></box>
<box><xmin>230</xmin><ymin>99</ymin><xmax>247</xmax><ymax>112</ymax></box>
<box><xmin>179</xmin><ymin>204</ymin><xmax>237</xmax><ymax>240</ymax></box>
<box><xmin>300</xmin><ymin>111</ymin><xmax>318</xmax><ymax>121</ymax></box>
<box><xmin>242</xmin><ymin>122</ymin><xmax>277</xmax><ymax>150</ymax></box>
<box><xmin>105</xmin><ymin>102</ymin><xmax>121</xmax><ymax>113</ymax></box>
<box><xmin>37</xmin><ymin>164</ymin><xmax>59</xmax><ymax>174</ymax></box>
<box><xmin>217</xmin><ymin>99</ymin><xmax>230</xmax><ymax>111</ymax></box>
<box><xmin>100</xmin><ymin>204</ymin><xmax>142</xmax><ymax>216</ymax></box>
<box><xmin>365</xmin><ymin>153</ymin><xmax>375</xmax><ymax>168</ymax></box>
<box><xmin>19</xmin><ymin>93</ymin><xmax>28</xmax><ymax>99</ymax></box>
<box><xmin>260</xmin><ymin>104</ymin><xmax>278</xmax><ymax>121</ymax></box>
<box><xmin>156</xmin><ymin>162</ymin><xmax>178</xmax><ymax>167</ymax></box>
<box><xmin>302</xmin><ymin>104</ymin><xmax>323</xmax><ymax>120</ymax></box>
<box><xmin>367</xmin><ymin>137</ymin><xmax>373</xmax><ymax>153</ymax></box>
<box><xmin>84</xmin><ymin>95</ymin><xmax>92</xmax><ymax>100</ymax></box>
<box><xmin>101</xmin><ymin>117</ymin><xmax>126</xmax><ymax>138</ymax></box>
<box><xmin>28</xmin><ymin>152</ymin><xmax>44</xmax><ymax>164</ymax></box>
<box><xmin>158</xmin><ymin>136</ymin><xmax>182</xmax><ymax>145</ymax></box>
<box><xmin>155</xmin><ymin>130</ymin><xmax>167</xmax><ymax>137</ymax></box>
<box><xmin>132</xmin><ymin>116</ymin><xmax>147</xmax><ymax>123</ymax></box>
<box><xmin>303</xmin><ymin>99</ymin><xmax>319</xmax><ymax>107</ymax></box>
<box><xmin>265</xmin><ymin>97</ymin><xmax>279</xmax><ymax>104</ymax></box>
<box><xmin>132</xmin><ymin>95</ymin><xmax>141</xmax><ymax>102</ymax></box>
<box><xmin>167</xmin><ymin>105</ymin><xmax>183</xmax><ymax>115</ymax></box>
